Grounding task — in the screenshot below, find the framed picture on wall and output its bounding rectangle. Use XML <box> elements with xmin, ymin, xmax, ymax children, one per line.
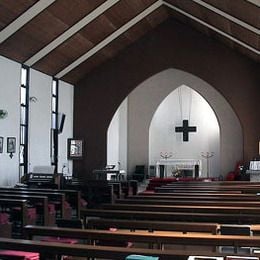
<box><xmin>7</xmin><ymin>137</ymin><xmax>16</xmax><ymax>153</ymax></box>
<box><xmin>67</xmin><ymin>139</ymin><xmax>84</xmax><ymax>159</ymax></box>
<box><xmin>0</xmin><ymin>137</ymin><xmax>3</xmax><ymax>153</ymax></box>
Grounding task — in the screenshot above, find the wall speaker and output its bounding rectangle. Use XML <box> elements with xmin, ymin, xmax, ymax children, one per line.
<box><xmin>58</xmin><ymin>113</ymin><xmax>66</xmax><ymax>134</ymax></box>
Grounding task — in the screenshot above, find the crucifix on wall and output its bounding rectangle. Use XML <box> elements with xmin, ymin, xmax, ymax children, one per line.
<box><xmin>175</xmin><ymin>119</ymin><xmax>197</xmax><ymax>142</ymax></box>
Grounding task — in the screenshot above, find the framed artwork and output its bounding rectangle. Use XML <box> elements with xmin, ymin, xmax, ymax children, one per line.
<box><xmin>67</xmin><ymin>139</ymin><xmax>84</xmax><ymax>159</ymax></box>
<box><xmin>0</xmin><ymin>137</ymin><xmax>3</xmax><ymax>153</ymax></box>
<box><xmin>7</xmin><ymin>137</ymin><xmax>16</xmax><ymax>153</ymax></box>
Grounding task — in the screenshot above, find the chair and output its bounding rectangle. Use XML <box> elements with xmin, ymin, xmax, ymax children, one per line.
<box><xmin>132</xmin><ymin>165</ymin><xmax>145</xmax><ymax>182</ymax></box>
<box><xmin>149</xmin><ymin>165</ymin><xmax>156</xmax><ymax>178</ymax></box>
<box><xmin>218</xmin><ymin>224</ymin><xmax>252</xmax><ymax>254</ymax></box>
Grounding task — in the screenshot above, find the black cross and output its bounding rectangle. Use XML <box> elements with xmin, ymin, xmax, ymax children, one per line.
<box><xmin>175</xmin><ymin>120</ymin><xmax>197</xmax><ymax>142</ymax></box>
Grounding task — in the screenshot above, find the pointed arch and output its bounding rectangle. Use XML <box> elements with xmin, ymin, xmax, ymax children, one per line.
<box><xmin>149</xmin><ymin>85</ymin><xmax>220</xmax><ymax>177</ymax></box>
<box><xmin>127</xmin><ymin>68</ymin><xmax>243</xmax><ymax>176</ymax></box>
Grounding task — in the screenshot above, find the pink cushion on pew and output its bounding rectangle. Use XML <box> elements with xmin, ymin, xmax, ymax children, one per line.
<box><xmin>48</xmin><ymin>203</ymin><xmax>56</xmax><ymax>214</ymax></box>
<box><xmin>0</xmin><ymin>250</ymin><xmax>39</xmax><ymax>260</ymax></box>
<box><xmin>10</xmin><ymin>207</ymin><xmax>37</xmax><ymax>224</ymax></box>
<box><xmin>27</xmin><ymin>208</ymin><xmax>37</xmax><ymax>220</ymax></box>
<box><xmin>64</xmin><ymin>201</ymin><xmax>71</xmax><ymax>209</ymax></box>
<box><xmin>80</xmin><ymin>198</ymin><xmax>88</xmax><ymax>207</ymax></box>
<box><xmin>0</xmin><ymin>213</ymin><xmax>10</xmax><ymax>224</ymax></box>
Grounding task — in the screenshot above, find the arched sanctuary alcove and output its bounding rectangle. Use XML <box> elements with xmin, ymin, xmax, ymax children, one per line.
<box><xmin>108</xmin><ymin>68</ymin><xmax>243</xmax><ymax>178</ymax></box>
<box><xmin>149</xmin><ymin>85</ymin><xmax>220</xmax><ymax>178</ymax></box>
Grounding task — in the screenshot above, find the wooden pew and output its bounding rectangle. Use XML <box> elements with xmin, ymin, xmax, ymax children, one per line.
<box><xmin>163</xmin><ymin>182</ymin><xmax>260</xmax><ymax>186</ymax></box>
<box><xmin>86</xmin><ymin>218</ymin><xmax>219</xmax><ymax>234</ymax></box>
<box><xmin>65</xmin><ymin>180</ymin><xmax>114</xmax><ymax>208</ymax></box>
<box><xmin>162</xmin><ymin>181</ymin><xmax>260</xmax><ymax>186</ymax></box>
<box><xmin>0</xmin><ymin>199</ymin><xmax>27</xmax><ymax>236</ymax></box>
<box><xmin>134</xmin><ymin>194</ymin><xmax>260</xmax><ymax>201</ymax></box>
<box><xmin>0</xmin><ymin>194</ymin><xmax>48</xmax><ymax>225</ymax></box>
<box><xmin>115</xmin><ymin>198</ymin><xmax>260</xmax><ymax>207</ymax></box>
<box><xmin>0</xmin><ymin>190</ymin><xmax>66</xmax><ymax>218</ymax></box>
<box><xmin>81</xmin><ymin>208</ymin><xmax>260</xmax><ymax>224</ymax></box>
<box><xmin>1</xmin><ymin>237</ymin><xmax>256</xmax><ymax>260</ymax></box>
<box><xmin>147</xmin><ymin>180</ymin><xmax>260</xmax><ymax>190</ymax></box>
<box><xmin>3</xmin><ymin>187</ymin><xmax>81</xmax><ymax>218</ymax></box>
<box><xmin>23</xmin><ymin>225</ymin><xmax>260</xmax><ymax>250</ymax></box>
<box><xmin>100</xmin><ymin>203</ymin><xmax>260</xmax><ymax>214</ymax></box>
<box><xmin>155</xmin><ymin>186</ymin><xmax>260</xmax><ymax>194</ymax></box>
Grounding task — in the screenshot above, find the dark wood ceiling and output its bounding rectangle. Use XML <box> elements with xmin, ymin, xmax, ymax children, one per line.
<box><xmin>0</xmin><ymin>0</ymin><xmax>258</xmax><ymax>85</ymax></box>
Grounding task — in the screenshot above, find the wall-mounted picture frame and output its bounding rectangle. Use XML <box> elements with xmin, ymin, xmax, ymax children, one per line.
<box><xmin>67</xmin><ymin>139</ymin><xmax>84</xmax><ymax>160</ymax></box>
<box><xmin>7</xmin><ymin>137</ymin><xmax>16</xmax><ymax>153</ymax></box>
<box><xmin>0</xmin><ymin>137</ymin><xmax>3</xmax><ymax>153</ymax></box>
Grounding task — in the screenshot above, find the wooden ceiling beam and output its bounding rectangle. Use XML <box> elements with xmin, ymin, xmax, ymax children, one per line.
<box><xmin>245</xmin><ymin>0</ymin><xmax>260</xmax><ymax>7</ymax></box>
<box><xmin>25</xmin><ymin>0</ymin><xmax>120</xmax><ymax>66</ymax></box>
<box><xmin>164</xmin><ymin>1</ymin><xmax>260</xmax><ymax>55</ymax></box>
<box><xmin>55</xmin><ymin>0</ymin><xmax>163</xmax><ymax>79</ymax></box>
<box><xmin>192</xmin><ymin>0</ymin><xmax>259</xmax><ymax>34</ymax></box>
<box><xmin>0</xmin><ymin>0</ymin><xmax>55</xmax><ymax>44</ymax></box>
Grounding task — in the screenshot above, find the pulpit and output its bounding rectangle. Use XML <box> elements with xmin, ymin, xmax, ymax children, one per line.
<box><xmin>156</xmin><ymin>159</ymin><xmax>201</xmax><ymax>178</ymax></box>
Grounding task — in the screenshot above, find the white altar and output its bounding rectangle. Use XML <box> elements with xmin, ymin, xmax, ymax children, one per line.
<box><xmin>156</xmin><ymin>159</ymin><xmax>202</xmax><ymax>178</ymax></box>
<box><xmin>246</xmin><ymin>161</ymin><xmax>260</xmax><ymax>182</ymax></box>
<box><xmin>246</xmin><ymin>170</ymin><xmax>260</xmax><ymax>182</ymax></box>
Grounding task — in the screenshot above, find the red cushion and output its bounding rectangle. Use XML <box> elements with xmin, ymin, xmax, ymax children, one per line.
<box><xmin>0</xmin><ymin>250</ymin><xmax>39</xmax><ymax>260</ymax></box>
<box><xmin>0</xmin><ymin>213</ymin><xmax>10</xmax><ymax>224</ymax></box>
<box><xmin>48</xmin><ymin>203</ymin><xmax>56</xmax><ymax>214</ymax></box>
<box><xmin>226</xmin><ymin>172</ymin><xmax>236</xmax><ymax>181</ymax></box>
<box><xmin>80</xmin><ymin>198</ymin><xmax>88</xmax><ymax>207</ymax></box>
<box><xmin>27</xmin><ymin>208</ymin><xmax>37</xmax><ymax>220</ymax></box>
<box><xmin>64</xmin><ymin>201</ymin><xmax>71</xmax><ymax>209</ymax></box>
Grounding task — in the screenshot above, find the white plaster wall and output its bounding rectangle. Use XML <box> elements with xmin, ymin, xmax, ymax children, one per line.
<box><xmin>118</xmin><ymin>98</ymin><xmax>128</xmax><ymax>172</ymax></box>
<box><xmin>58</xmin><ymin>81</ymin><xmax>74</xmax><ymax>175</ymax></box>
<box><xmin>149</xmin><ymin>86</ymin><xmax>220</xmax><ymax>177</ymax></box>
<box><xmin>0</xmin><ymin>56</ymin><xmax>74</xmax><ymax>184</ymax></box>
<box><xmin>28</xmin><ymin>69</ymin><xmax>52</xmax><ymax>171</ymax></box>
<box><xmin>128</xmin><ymin>69</ymin><xmax>243</xmax><ymax>178</ymax></box>
<box><xmin>0</xmin><ymin>56</ymin><xmax>21</xmax><ymax>185</ymax></box>
<box><xmin>107</xmin><ymin>98</ymin><xmax>128</xmax><ymax>171</ymax></box>
<box><xmin>107</xmin><ymin>110</ymin><xmax>120</xmax><ymax>168</ymax></box>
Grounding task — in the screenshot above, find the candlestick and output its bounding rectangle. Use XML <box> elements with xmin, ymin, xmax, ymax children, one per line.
<box><xmin>160</xmin><ymin>152</ymin><xmax>173</xmax><ymax>160</ymax></box>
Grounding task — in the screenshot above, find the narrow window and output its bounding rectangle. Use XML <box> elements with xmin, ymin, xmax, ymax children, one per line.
<box><xmin>19</xmin><ymin>66</ymin><xmax>29</xmax><ymax>178</ymax></box>
<box><xmin>51</xmin><ymin>78</ymin><xmax>59</xmax><ymax>173</ymax></box>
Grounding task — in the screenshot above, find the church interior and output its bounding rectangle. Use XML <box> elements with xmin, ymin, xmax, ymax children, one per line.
<box><xmin>0</xmin><ymin>0</ymin><xmax>259</xmax><ymax>259</ymax></box>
